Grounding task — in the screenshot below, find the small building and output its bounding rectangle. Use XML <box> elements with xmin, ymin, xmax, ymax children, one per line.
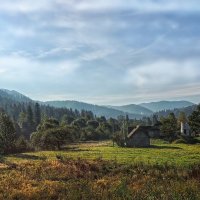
<box><xmin>128</xmin><ymin>125</ymin><xmax>161</xmax><ymax>139</ymax></box>
<box><xmin>126</xmin><ymin>126</ymin><xmax>150</xmax><ymax>147</ymax></box>
<box><xmin>181</xmin><ymin>122</ymin><xmax>190</xmax><ymax>136</ymax></box>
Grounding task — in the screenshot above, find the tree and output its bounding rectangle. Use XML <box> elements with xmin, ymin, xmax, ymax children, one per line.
<box><xmin>160</xmin><ymin>113</ymin><xmax>178</xmax><ymax>140</ymax></box>
<box><xmin>21</xmin><ymin>105</ymin><xmax>36</xmax><ymax>138</ymax></box>
<box><xmin>34</xmin><ymin>103</ymin><xmax>41</xmax><ymax>126</ymax></box>
<box><xmin>87</xmin><ymin>120</ymin><xmax>99</xmax><ymax>129</ymax></box>
<box><xmin>0</xmin><ymin>113</ymin><xmax>16</xmax><ymax>154</ymax></box>
<box><xmin>61</xmin><ymin>114</ymin><xmax>75</xmax><ymax>126</ymax></box>
<box><xmin>113</xmin><ymin>132</ymin><xmax>126</xmax><ymax>147</ymax></box>
<box><xmin>37</xmin><ymin>118</ymin><xmax>59</xmax><ymax>132</ymax></box>
<box><xmin>72</xmin><ymin>118</ymin><xmax>86</xmax><ymax>128</ymax></box>
<box><xmin>146</xmin><ymin>117</ymin><xmax>152</xmax><ymax>126</ymax></box>
<box><xmin>18</xmin><ymin>112</ymin><xmax>26</xmax><ymax>126</ymax></box>
<box><xmin>152</xmin><ymin>115</ymin><xmax>158</xmax><ymax>125</ymax></box>
<box><xmin>97</xmin><ymin>116</ymin><xmax>107</xmax><ymax>123</ymax></box>
<box><xmin>15</xmin><ymin>135</ymin><xmax>29</xmax><ymax>152</ymax></box>
<box><xmin>188</xmin><ymin>105</ymin><xmax>200</xmax><ymax>134</ymax></box>
<box><xmin>27</xmin><ymin>105</ymin><xmax>34</xmax><ymax>124</ymax></box>
<box><xmin>178</xmin><ymin>112</ymin><xmax>187</xmax><ymax>123</ymax></box>
<box><xmin>31</xmin><ymin>126</ymin><xmax>78</xmax><ymax>150</ymax></box>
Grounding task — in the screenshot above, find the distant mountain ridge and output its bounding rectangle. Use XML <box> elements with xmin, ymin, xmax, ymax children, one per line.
<box><xmin>0</xmin><ymin>89</ymin><xmax>197</xmax><ymax>119</ymax></box>
<box><xmin>0</xmin><ymin>89</ymin><xmax>32</xmax><ymax>103</ymax></box>
<box><xmin>156</xmin><ymin>104</ymin><xmax>197</xmax><ymax>118</ymax></box>
<box><xmin>108</xmin><ymin>104</ymin><xmax>153</xmax><ymax>116</ymax></box>
<box><xmin>44</xmin><ymin>101</ymin><xmax>143</xmax><ymax>119</ymax></box>
<box><xmin>139</xmin><ymin>101</ymin><xmax>195</xmax><ymax>112</ymax></box>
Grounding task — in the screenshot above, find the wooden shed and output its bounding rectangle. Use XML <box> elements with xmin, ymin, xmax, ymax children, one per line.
<box><xmin>126</xmin><ymin>125</ymin><xmax>150</xmax><ymax>147</ymax></box>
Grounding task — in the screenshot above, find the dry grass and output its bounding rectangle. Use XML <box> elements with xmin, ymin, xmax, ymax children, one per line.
<box><xmin>1</xmin><ymin>139</ymin><xmax>199</xmax><ymax>199</ymax></box>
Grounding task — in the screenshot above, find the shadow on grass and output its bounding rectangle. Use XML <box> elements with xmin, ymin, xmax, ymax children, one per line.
<box><xmin>10</xmin><ymin>154</ymin><xmax>45</xmax><ymax>160</ymax></box>
<box><xmin>61</xmin><ymin>147</ymin><xmax>93</xmax><ymax>152</ymax></box>
<box><xmin>150</xmin><ymin>145</ymin><xmax>182</xmax><ymax>150</ymax></box>
<box><xmin>0</xmin><ymin>156</ymin><xmax>5</xmax><ymax>163</ymax></box>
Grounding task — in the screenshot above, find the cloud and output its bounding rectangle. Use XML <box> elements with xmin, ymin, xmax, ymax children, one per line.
<box><xmin>0</xmin><ymin>55</ymin><xmax>79</xmax><ymax>84</ymax></box>
<box><xmin>5</xmin><ymin>26</ymin><xmax>36</xmax><ymax>38</ymax></box>
<box><xmin>0</xmin><ymin>1</ymin><xmax>52</xmax><ymax>13</ymax></box>
<box><xmin>80</xmin><ymin>49</ymin><xmax>115</xmax><ymax>61</ymax></box>
<box><xmin>0</xmin><ymin>0</ymin><xmax>199</xmax><ymax>14</ymax></box>
<box><xmin>0</xmin><ymin>68</ymin><xmax>7</xmax><ymax>74</ymax></box>
<box><xmin>124</xmin><ymin>60</ymin><xmax>199</xmax><ymax>91</ymax></box>
<box><xmin>57</xmin><ymin>0</ymin><xmax>200</xmax><ymax>12</ymax></box>
<box><xmin>0</xmin><ymin>0</ymin><xmax>199</xmax><ymax>104</ymax></box>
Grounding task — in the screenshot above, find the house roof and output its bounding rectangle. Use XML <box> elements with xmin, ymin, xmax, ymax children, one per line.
<box><xmin>127</xmin><ymin>125</ymin><xmax>157</xmax><ymax>138</ymax></box>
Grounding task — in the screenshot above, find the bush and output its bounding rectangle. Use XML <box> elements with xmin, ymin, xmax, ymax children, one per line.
<box><xmin>15</xmin><ymin>136</ymin><xmax>31</xmax><ymax>153</ymax></box>
<box><xmin>31</xmin><ymin>126</ymin><xmax>79</xmax><ymax>150</ymax></box>
<box><xmin>173</xmin><ymin>136</ymin><xmax>200</xmax><ymax>145</ymax></box>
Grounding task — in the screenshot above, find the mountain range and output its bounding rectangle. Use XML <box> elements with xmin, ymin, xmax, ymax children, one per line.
<box><xmin>0</xmin><ymin>89</ymin><xmax>196</xmax><ymax>119</ymax></box>
<box><xmin>140</xmin><ymin>101</ymin><xmax>194</xmax><ymax>112</ymax></box>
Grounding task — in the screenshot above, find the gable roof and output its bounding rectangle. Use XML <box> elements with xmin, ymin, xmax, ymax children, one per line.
<box><xmin>127</xmin><ymin>125</ymin><xmax>153</xmax><ymax>138</ymax></box>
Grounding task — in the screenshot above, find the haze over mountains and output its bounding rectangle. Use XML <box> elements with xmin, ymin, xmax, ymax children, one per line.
<box><xmin>140</xmin><ymin>101</ymin><xmax>194</xmax><ymax>112</ymax></box>
<box><xmin>0</xmin><ymin>89</ymin><xmax>196</xmax><ymax>119</ymax></box>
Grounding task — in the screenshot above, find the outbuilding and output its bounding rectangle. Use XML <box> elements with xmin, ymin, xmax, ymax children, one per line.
<box><xmin>126</xmin><ymin>125</ymin><xmax>150</xmax><ymax>147</ymax></box>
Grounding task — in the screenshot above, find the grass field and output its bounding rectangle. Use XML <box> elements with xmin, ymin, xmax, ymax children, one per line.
<box><xmin>1</xmin><ymin>139</ymin><xmax>200</xmax><ymax>199</ymax></box>
<box><xmin>5</xmin><ymin>139</ymin><xmax>200</xmax><ymax>168</ymax></box>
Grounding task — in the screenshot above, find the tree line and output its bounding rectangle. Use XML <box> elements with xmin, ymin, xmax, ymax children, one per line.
<box><xmin>0</xmin><ymin>101</ymin><xmax>200</xmax><ymax>154</ymax></box>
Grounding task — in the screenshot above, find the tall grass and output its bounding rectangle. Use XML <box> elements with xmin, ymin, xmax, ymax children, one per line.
<box><xmin>0</xmin><ymin>158</ymin><xmax>199</xmax><ymax>200</ymax></box>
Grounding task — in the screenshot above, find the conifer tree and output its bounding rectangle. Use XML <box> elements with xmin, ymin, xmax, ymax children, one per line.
<box><xmin>34</xmin><ymin>103</ymin><xmax>41</xmax><ymax>126</ymax></box>
<box><xmin>0</xmin><ymin>112</ymin><xmax>16</xmax><ymax>154</ymax></box>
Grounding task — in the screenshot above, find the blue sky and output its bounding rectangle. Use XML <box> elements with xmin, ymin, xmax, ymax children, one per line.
<box><xmin>0</xmin><ymin>0</ymin><xmax>200</xmax><ymax>105</ymax></box>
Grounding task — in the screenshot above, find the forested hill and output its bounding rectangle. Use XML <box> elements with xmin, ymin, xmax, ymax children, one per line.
<box><xmin>156</xmin><ymin>105</ymin><xmax>197</xmax><ymax>118</ymax></box>
<box><xmin>0</xmin><ymin>89</ymin><xmax>197</xmax><ymax>121</ymax></box>
<box><xmin>0</xmin><ymin>89</ymin><xmax>90</xmax><ymax>122</ymax></box>
<box><xmin>108</xmin><ymin>104</ymin><xmax>153</xmax><ymax>116</ymax></box>
<box><xmin>44</xmin><ymin>101</ymin><xmax>143</xmax><ymax>119</ymax></box>
<box><xmin>140</xmin><ymin>101</ymin><xmax>195</xmax><ymax>112</ymax></box>
<box><xmin>0</xmin><ymin>89</ymin><xmax>32</xmax><ymax>103</ymax></box>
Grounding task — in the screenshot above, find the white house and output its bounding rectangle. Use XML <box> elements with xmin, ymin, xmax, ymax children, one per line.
<box><xmin>181</xmin><ymin>122</ymin><xmax>190</xmax><ymax>136</ymax></box>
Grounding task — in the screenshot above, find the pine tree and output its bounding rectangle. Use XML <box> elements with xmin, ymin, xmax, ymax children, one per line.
<box><xmin>178</xmin><ymin>111</ymin><xmax>187</xmax><ymax>124</ymax></box>
<box><xmin>160</xmin><ymin>112</ymin><xmax>178</xmax><ymax>138</ymax></box>
<box><xmin>34</xmin><ymin>103</ymin><xmax>41</xmax><ymax>126</ymax></box>
<box><xmin>27</xmin><ymin>105</ymin><xmax>34</xmax><ymax>124</ymax></box>
<box><xmin>0</xmin><ymin>113</ymin><xmax>16</xmax><ymax>154</ymax></box>
<box><xmin>189</xmin><ymin>105</ymin><xmax>200</xmax><ymax>134</ymax></box>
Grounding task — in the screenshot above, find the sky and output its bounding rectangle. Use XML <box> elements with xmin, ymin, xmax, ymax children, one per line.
<box><xmin>0</xmin><ymin>0</ymin><xmax>200</xmax><ymax>105</ymax></box>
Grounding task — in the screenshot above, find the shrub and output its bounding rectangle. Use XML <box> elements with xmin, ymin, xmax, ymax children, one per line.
<box><xmin>31</xmin><ymin>126</ymin><xmax>79</xmax><ymax>150</ymax></box>
<box><xmin>15</xmin><ymin>136</ymin><xmax>31</xmax><ymax>153</ymax></box>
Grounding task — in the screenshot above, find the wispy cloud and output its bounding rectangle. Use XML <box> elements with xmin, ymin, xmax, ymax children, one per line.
<box><xmin>125</xmin><ymin>60</ymin><xmax>199</xmax><ymax>88</ymax></box>
<box><xmin>0</xmin><ymin>0</ymin><xmax>199</xmax><ymax>104</ymax></box>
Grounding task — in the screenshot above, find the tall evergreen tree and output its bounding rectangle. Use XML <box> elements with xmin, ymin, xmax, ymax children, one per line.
<box><xmin>178</xmin><ymin>112</ymin><xmax>187</xmax><ymax>123</ymax></box>
<box><xmin>27</xmin><ymin>105</ymin><xmax>34</xmax><ymax>124</ymax></box>
<box><xmin>189</xmin><ymin>105</ymin><xmax>200</xmax><ymax>134</ymax></box>
<box><xmin>160</xmin><ymin>112</ymin><xmax>178</xmax><ymax>138</ymax></box>
<box><xmin>0</xmin><ymin>112</ymin><xmax>16</xmax><ymax>154</ymax></box>
<box><xmin>34</xmin><ymin>103</ymin><xmax>41</xmax><ymax>126</ymax></box>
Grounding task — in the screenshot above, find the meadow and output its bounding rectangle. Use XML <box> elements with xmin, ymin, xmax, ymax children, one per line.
<box><xmin>6</xmin><ymin>139</ymin><xmax>200</xmax><ymax>167</ymax></box>
<box><xmin>0</xmin><ymin>139</ymin><xmax>200</xmax><ymax>199</ymax></box>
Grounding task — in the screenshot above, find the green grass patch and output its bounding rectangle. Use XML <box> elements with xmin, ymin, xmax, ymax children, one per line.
<box><xmin>5</xmin><ymin>139</ymin><xmax>200</xmax><ymax>168</ymax></box>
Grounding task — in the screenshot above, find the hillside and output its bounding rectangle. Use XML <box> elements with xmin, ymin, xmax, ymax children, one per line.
<box><xmin>0</xmin><ymin>89</ymin><xmax>143</xmax><ymax>119</ymax></box>
<box><xmin>0</xmin><ymin>89</ymin><xmax>32</xmax><ymax>103</ymax></box>
<box><xmin>156</xmin><ymin>104</ymin><xmax>197</xmax><ymax>118</ymax></box>
<box><xmin>0</xmin><ymin>89</ymin><xmax>198</xmax><ymax>120</ymax></box>
<box><xmin>44</xmin><ymin>100</ymin><xmax>143</xmax><ymax>119</ymax></box>
<box><xmin>140</xmin><ymin>101</ymin><xmax>195</xmax><ymax>112</ymax></box>
<box><xmin>108</xmin><ymin>104</ymin><xmax>153</xmax><ymax>116</ymax></box>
